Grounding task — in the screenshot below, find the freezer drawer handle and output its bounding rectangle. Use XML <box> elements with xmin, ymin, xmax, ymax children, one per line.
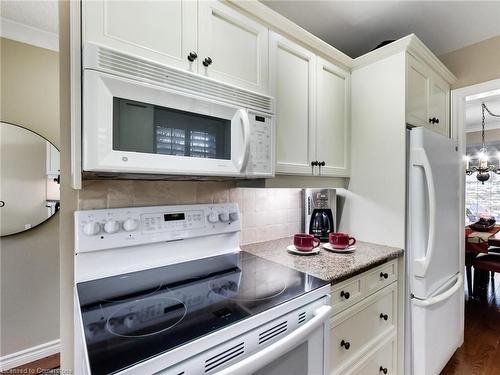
<box><xmin>379</xmin><ymin>313</ymin><xmax>388</xmax><ymax>321</ymax></box>
<box><xmin>340</xmin><ymin>340</ymin><xmax>350</xmax><ymax>350</ymax></box>
<box><xmin>215</xmin><ymin>305</ymin><xmax>331</xmax><ymax>375</ymax></box>
<box><xmin>413</xmin><ymin>274</ymin><xmax>463</xmax><ymax>307</ymax></box>
<box><xmin>340</xmin><ymin>290</ymin><xmax>350</xmax><ymax>299</ymax></box>
<box><xmin>380</xmin><ymin>272</ymin><xmax>389</xmax><ymax>279</ymax></box>
<box><xmin>379</xmin><ymin>366</ymin><xmax>388</xmax><ymax>374</ymax></box>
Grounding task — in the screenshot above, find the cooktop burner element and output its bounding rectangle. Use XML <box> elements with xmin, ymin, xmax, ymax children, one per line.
<box><xmin>77</xmin><ymin>251</ymin><xmax>328</xmax><ymax>375</ymax></box>
<box><xmin>106</xmin><ymin>297</ymin><xmax>186</xmax><ymax>338</ymax></box>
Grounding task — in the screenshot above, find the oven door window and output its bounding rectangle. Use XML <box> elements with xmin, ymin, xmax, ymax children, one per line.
<box><xmin>112</xmin><ymin>98</ymin><xmax>231</xmax><ymax>160</ymax></box>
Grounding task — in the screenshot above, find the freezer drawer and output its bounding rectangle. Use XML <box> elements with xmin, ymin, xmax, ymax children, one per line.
<box><xmin>411</xmin><ymin>274</ymin><xmax>462</xmax><ymax>375</ymax></box>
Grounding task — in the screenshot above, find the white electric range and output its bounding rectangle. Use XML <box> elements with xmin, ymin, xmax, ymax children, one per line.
<box><xmin>74</xmin><ymin>203</ymin><xmax>331</xmax><ymax>375</ymax></box>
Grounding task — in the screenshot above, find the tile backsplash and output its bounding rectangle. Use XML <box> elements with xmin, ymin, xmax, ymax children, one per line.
<box><xmin>78</xmin><ymin>180</ymin><xmax>303</xmax><ymax>245</ymax></box>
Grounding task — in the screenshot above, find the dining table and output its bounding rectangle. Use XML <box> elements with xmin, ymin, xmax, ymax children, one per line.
<box><xmin>465</xmin><ymin>225</ymin><xmax>500</xmax><ymax>295</ymax></box>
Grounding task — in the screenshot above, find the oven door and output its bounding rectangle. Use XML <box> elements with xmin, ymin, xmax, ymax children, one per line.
<box><xmin>83</xmin><ymin>70</ymin><xmax>250</xmax><ymax>177</ymax></box>
<box><xmin>217</xmin><ymin>305</ymin><xmax>331</xmax><ymax>375</ymax></box>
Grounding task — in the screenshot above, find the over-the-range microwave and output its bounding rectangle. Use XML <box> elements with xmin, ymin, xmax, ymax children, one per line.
<box><xmin>82</xmin><ymin>43</ymin><xmax>275</xmax><ymax>179</ymax></box>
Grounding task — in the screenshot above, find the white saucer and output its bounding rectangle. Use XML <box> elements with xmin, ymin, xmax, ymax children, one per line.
<box><xmin>287</xmin><ymin>245</ymin><xmax>320</xmax><ymax>256</ymax></box>
<box><xmin>322</xmin><ymin>243</ymin><xmax>356</xmax><ymax>253</ymax></box>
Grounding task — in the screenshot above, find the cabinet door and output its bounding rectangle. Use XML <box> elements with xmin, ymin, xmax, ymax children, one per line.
<box><xmin>429</xmin><ymin>75</ymin><xmax>450</xmax><ymax>137</ymax></box>
<box><xmin>270</xmin><ymin>32</ymin><xmax>316</xmax><ymax>175</ymax></box>
<box><xmin>198</xmin><ymin>1</ymin><xmax>268</xmax><ymax>94</ymax></box>
<box><xmin>316</xmin><ymin>57</ymin><xmax>350</xmax><ymax>176</ymax></box>
<box><xmin>83</xmin><ymin>0</ymin><xmax>197</xmax><ymax>71</ymax></box>
<box><xmin>406</xmin><ymin>55</ymin><xmax>429</xmax><ymax>127</ymax></box>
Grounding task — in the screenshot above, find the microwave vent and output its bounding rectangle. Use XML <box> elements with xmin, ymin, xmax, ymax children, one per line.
<box><xmin>94</xmin><ymin>46</ymin><xmax>273</xmax><ymax>114</ymax></box>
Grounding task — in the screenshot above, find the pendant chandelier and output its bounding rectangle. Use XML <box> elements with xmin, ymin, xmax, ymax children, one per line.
<box><xmin>466</xmin><ymin>103</ymin><xmax>500</xmax><ymax>184</ymax></box>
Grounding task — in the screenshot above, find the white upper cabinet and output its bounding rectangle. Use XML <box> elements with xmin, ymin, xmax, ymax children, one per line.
<box><xmin>270</xmin><ymin>32</ymin><xmax>316</xmax><ymax>175</ymax></box>
<box><xmin>83</xmin><ymin>1</ymin><xmax>269</xmax><ymax>93</ymax></box>
<box><xmin>198</xmin><ymin>1</ymin><xmax>269</xmax><ymax>94</ymax></box>
<box><xmin>271</xmin><ymin>32</ymin><xmax>350</xmax><ymax>176</ymax></box>
<box><xmin>83</xmin><ymin>0</ymin><xmax>198</xmax><ymax>72</ymax></box>
<box><xmin>316</xmin><ymin>57</ymin><xmax>350</xmax><ymax>176</ymax></box>
<box><xmin>406</xmin><ymin>54</ymin><xmax>450</xmax><ymax>137</ymax></box>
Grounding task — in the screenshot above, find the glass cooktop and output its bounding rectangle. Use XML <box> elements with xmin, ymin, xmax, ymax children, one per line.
<box><xmin>77</xmin><ymin>251</ymin><xmax>328</xmax><ymax>375</ymax></box>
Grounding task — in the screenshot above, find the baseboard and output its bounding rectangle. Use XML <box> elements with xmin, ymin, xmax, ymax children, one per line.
<box><xmin>0</xmin><ymin>339</ymin><xmax>60</xmax><ymax>371</ymax></box>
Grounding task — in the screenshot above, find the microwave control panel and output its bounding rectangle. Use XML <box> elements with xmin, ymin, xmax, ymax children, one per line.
<box><xmin>248</xmin><ymin>112</ymin><xmax>273</xmax><ymax>176</ymax></box>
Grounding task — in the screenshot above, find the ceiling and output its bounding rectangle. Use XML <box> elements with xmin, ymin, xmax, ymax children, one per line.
<box><xmin>1</xmin><ymin>0</ymin><xmax>58</xmax><ymax>34</ymax></box>
<box><xmin>262</xmin><ymin>1</ymin><xmax>500</xmax><ymax>58</ymax></box>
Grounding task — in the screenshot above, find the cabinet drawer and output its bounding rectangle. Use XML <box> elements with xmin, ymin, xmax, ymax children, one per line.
<box><xmin>365</xmin><ymin>261</ymin><xmax>397</xmax><ymax>296</ymax></box>
<box><xmin>331</xmin><ymin>277</ymin><xmax>363</xmax><ymax>313</ymax></box>
<box><xmin>348</xmin><ymin>338</ymin><xmax>396</xmax><ymax>375</ymax></box>
<box><xmin>330</xmin><ymin>285</ymin><xmax>396</xmax><ymax>373</ymax></box>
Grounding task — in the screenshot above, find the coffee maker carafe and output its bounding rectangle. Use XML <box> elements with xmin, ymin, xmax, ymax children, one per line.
<box><xmin>303</xmin><ymin>189</ymin><xmax>336</xmax><ymax>242</ymax></box>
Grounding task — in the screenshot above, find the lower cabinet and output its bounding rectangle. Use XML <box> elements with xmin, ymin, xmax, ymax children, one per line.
<box><xmin>329</xmin><ymin>259</ymin><xmax>400</xmax><ymax>375</ymax></box>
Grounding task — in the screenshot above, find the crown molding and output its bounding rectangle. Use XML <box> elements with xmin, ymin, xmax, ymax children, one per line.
<box><xmin>0</xmin><ymin>17</ymin><xmax>59</xmax><ymax>51</ymax></box>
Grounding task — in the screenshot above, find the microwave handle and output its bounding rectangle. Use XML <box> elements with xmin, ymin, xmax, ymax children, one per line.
<box><xmin>215</xmin><ymin>305</ymin><xmax>331</xmax><ymax>375</ymax></box>
<box><xmin>235</xmin><ymin>109</ymin><xmax>251</xmax><ymax>173</ymax></box>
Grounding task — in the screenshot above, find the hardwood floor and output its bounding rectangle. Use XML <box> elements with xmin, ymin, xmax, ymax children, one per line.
<box><xmin>441</xmin><ymin>272</ymin><xmax>500</xmax><ymax>375</ymax></box>
<box><xmin>1</xmin><ymin>353</ymin><xmax>59</xmax><ymax>375</ymax></box>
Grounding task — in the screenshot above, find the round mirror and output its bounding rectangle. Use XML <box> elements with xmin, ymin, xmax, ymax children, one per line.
<box><xmin>0</xmin><ymin>122</ymin><xmax>60</xmax><ymax>236</ymax></box>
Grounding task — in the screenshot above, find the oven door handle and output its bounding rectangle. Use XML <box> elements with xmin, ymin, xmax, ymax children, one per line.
<box><xmin>215</xmin><ymin>304</ymin><xmax>331</xmax><ymax>375</ymax></box>
<box><xmin>235</xmin><ymin>109</ymin><xmax>251</xmax><ymax>173</ymax></box>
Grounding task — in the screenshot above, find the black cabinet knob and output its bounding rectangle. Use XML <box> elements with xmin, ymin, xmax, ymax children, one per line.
<box><xmin>187</xmin><ymin>51</ymin><xmax>198</xmax><ymax>62</ymax></box>
<box><xmin>202</xmin><ymin>57</ymin><xmax>213</xmax><ymax>67</ymax></box>
<box><xmin>0</xmin><ymin>200</ymin><xmax>4</xmax><ymax>207</ymax></box>
<box><xmin>428</xmin><ymin>117</ymin><xmax>440</xmax><ymax>125</ymax></box>
<box><xmin>380</xmin><ymin>272</ymin><xmax>389</xmax><ymax>279</ymax></box>
<box><xmin>379</xmin><ymin>366</ymin><xmax>388</xmax><ymax>374</ymax></box>
<box><xmin>340</xmin><ymin>290</ymin><xmax>350</xmax><ymax>299</ymax></box>
<box><xmin>380</xmin><ymin>313</ymin><xmax>388</xmax><ymax>321</ymax></box>
<box><xmin>340</xmin><ymin>340</ymin><xmax>350</xmax><ymax>350</ymax></box>
<box><xmin>435</xmin><ymin>118</ymin><xmax>440</xmax><ymax>124</ymax></box>
<box><xmin>318</xmin><ymin>161</ymin><xmax>326</xmax><ymax>167</ymax></box>
<box><xmin>311</xmin><ymin>160</ymin><xmax>319</xmax><ymax>167</ymax></box>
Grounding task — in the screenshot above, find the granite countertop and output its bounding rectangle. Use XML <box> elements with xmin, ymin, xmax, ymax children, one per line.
<box><xmin>241</xmin><ymin>237</ymin><xmax>404</xmax><ymax>284</ymax></box>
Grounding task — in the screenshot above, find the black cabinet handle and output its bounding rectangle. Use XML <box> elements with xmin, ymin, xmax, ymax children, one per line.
<box><xmin>187</xmin><ymin>51</ymin><xmax>198</xmax><ymax>62</ymax></box>
<box><xmin>311</xmin><ymin>161</ymin><xmax>319</xmax><ymax>167</ymax></box>
<box><xmin>435</xmin><ymin>118</ymin><xmax>440</xmax><ymax>124</ymax></box>
<box><xmin>340</xmin><ymin>340</ymin><xmax>350</xmax><ymax>350</ymax></box>
<box><xmin>380</xmin><ymin>313</ymin><xmax>388</xmax><ymax>321</ymax></box>
<box><xmin>340</xmin><ymin>290</ymin><xmax>350</xmax><ymax>300</ymax></box>
<box><xmin>380</xmin><ymin>272</ymin><xmax>389</xmax><ymax>279</ymax></box>
<box><xmin>0</xmin><ymin>200</ymin><xmax>4</xmax><ymax>207</ymax></box>
<box><xmin>428</xmin><ymin>117</ymin><xmax>440</xmax><ymax>125</ymax></box>
<box><xmin>202</xmin><ymin>57</ymin><xmax>213</xmax><ymax>67</ymax></box>
<box><xmin>318</xmin><ymin>161</ymin><xmax>326</xmax><ymax>167</ymax></box>
<box><xmin>379</xmin><ymin>366</ymin><xmax>388</xmax><ymax>374</ymax></box>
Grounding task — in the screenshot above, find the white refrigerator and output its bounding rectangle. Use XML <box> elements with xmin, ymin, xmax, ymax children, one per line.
<box><xmin>406</xmin><ymin>127</ymin><xmax>463</xmax><ymax>375</ymax></box>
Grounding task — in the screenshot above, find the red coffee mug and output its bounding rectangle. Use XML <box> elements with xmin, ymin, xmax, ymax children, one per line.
<box><xmin>329</xmin><ymin>232</ymin><xmax>356</xmax><ymax>249</ymax></box>
<box><xmin>294</xmin><ymin>234</ymin><xmax>320</xmax><ymax>252</ymax></box>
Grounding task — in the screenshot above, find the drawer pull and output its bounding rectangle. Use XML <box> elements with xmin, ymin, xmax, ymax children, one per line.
<box><xmin>380</xmin><ymin>272</ymin><xmax>389</xmax><ymax>279</ymax></box>
<box><xmin>379</xmin><ymin>366</ymin><xmax>388</xmax><ymax>374</ymax></box>
<box><xmin>340</xmin><ymin>290</ymin><xmax>350</xmax><ymax>300</ymax></box>
<box><xmin>379</xmin><ymin>313</ymin><xmax>388</xmax><ymax>321</ymax></box>
<box><xmin>340</xmin><ymin>339</ymin><xmax>350</xmax><ymax>350</ymax></box>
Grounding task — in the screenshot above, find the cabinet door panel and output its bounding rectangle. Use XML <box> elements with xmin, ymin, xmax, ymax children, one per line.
<box><xmin>406</xmin><ymin>56</ymin><xmax>429</xmax><ymax>127</ymax></box>
<box><xmin>316</xmin><ymin>58</ymin><xmax>350</xmax><ymax>176</ymax></box>
<box><xmin>270</xmin><ymin>33</ymin><xmax>315</xmax><ymax>175</ymax></box>
<box><xmin>198</xmin><ymin>1</ymin><xmax>268</xmax><ymax>93</ymax></box>
<box><xmin>83</xmin><ymin>0</ymin><xmax>197</xmax><ymax>71</ymax></box>
<box><xmin>429</xmin><ymin>75</ymin><xmax>450</xmax><ymax>137</ymax></box>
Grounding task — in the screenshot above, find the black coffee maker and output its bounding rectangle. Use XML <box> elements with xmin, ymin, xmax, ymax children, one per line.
<box><xmin>303</xmin><ymin>189</ymin><xmax>336</xmax><ymax>242</ymax></box>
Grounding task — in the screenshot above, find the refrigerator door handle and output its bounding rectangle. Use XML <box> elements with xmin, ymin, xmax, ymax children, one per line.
<box><xmin>412</xmin><ymin>274</ymin><xmax>462</xmax><ymax>307</ymax></box>
<box><xmin>412</xmin><ymin>147</ymin><xmax>436</xmax><ymax>278</ymax></box>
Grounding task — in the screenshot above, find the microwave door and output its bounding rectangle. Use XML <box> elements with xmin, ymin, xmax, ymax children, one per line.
<box><xmin>83</xmin><ymin>70</ymin><xmax>248</xmax><ymax>177</ymax></box>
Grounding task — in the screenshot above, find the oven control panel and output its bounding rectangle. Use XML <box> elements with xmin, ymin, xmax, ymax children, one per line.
<box><xmin>75</xmin><ymin>203</ymin><xmax>240</xmax><ymax>253</ymax></box>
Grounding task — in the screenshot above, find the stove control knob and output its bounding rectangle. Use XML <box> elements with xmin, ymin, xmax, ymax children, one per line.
<box><xmin>208</xmin><ymin>211</ymin><xmax>219</xmax><ymax>223</ymax></box>
<box><xmin>83</xmin><ymin>222</ymin><xmax>101</xmax><ymax>236</ymax></box>
<box><xmin>229</xmin><ymin>212</ymin><xmax>239</xmax><ymax>222</ymax></box>
<box><xmin>104</xmin><ymin>220</ymin><xmax>120</xmax><ymax>234</ymax></box>
<box><xmin>123</xmin><ymin>218</ymin><xmax>139</xmax><ymax>232</ymax></box>
<box><xmin>219</xmin><ymin>211</ymin><xmax>230</xmax><ymax>222</ymax></box>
